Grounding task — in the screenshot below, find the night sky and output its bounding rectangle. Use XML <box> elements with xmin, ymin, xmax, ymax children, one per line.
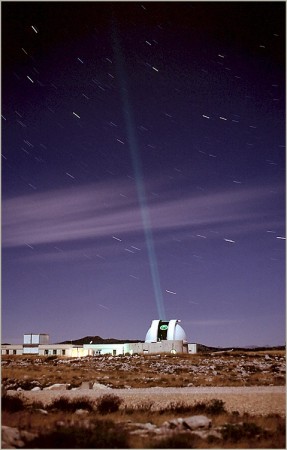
<box><xmin>2</xmin><ymin>2</ymin><xmax>285</xmax><ymax>347</ymax></box>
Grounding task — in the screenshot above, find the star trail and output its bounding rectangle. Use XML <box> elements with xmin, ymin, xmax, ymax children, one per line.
<box><xmin>2</xmin><ymin>2</ymin><xmax>285</xmax><ymax>347</ymax></box>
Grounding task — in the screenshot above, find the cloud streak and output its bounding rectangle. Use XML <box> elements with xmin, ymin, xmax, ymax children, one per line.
<box><xmin>2</xmin><ymin>179</ymin><xmax>284</xmax><ymax>249</ymax></box>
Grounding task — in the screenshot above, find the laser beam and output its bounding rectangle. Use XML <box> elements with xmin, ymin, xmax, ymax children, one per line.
<box><xmin>111</xmin><ymin>14</ymin><xmax>166</xmax><ymax>320</ymax></box>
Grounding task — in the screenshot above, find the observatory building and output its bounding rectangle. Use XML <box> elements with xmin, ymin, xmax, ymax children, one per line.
<box><xmin>1</xmin><ymin>319</ymin><xmax>197</xmax><ymax>356</ymax></box>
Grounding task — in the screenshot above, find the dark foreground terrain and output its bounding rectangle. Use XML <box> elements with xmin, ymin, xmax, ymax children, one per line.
<box><xmin>2</xmin><ymin>350</ymin><xmax>285</xmax><ymax>448</ymax></box>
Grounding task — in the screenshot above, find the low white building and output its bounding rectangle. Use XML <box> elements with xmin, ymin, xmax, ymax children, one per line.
<box><xmin>1</xmin><ymin>320</ymin><xmax>197</xmax><ymax>356</ymax></box>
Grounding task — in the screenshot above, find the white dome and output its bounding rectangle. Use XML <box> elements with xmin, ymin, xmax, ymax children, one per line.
<box><xmin>145</xmin><ymin>320</ymin><xmax>187</xmax><ymax>343</ymax></box>
<box><xmin>172</xmin><ymin>323</ymin><xmax>187</xmax><ymax>341</ymax></box>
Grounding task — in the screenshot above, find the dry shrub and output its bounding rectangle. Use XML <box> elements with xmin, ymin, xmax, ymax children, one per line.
<box><xmin>221</xmin><ymin>421</ymin><xmax>270</xmax><ymax>443</ymax></box>
<box><xmin>149</xmin><ymin>432</ymin><xmax>198</xmax><ymax>448</ymax></box>
<box><xmin>2</xmin><ymin>394</ymin><xmax>25</xmax><ymax>412</ymax></box>
<box><xmin>48</xmin><ymin>396</ymin><xmax>95</xmax><ymax>412</ymax></box>
<box><xmin>158</xmin><ymin>399</ymin><xmax>226</xmax><ymax>415</ymax></box>
<box><xmin>194</xmin><ymin>399</ymin><xmax>226</xmax><ymax>415</ymax></box>
<box><xmin>24</xmin><ymin>420</ymin><xmax>129</xmax><ymax>448</ymax></box>
<box><xmin>123</xmin><ymin>400</ymin><xmax>154</xmax><ymax>414</ymax></box>
<box><xmin>96</xmin><ymin>394</ymin><xmax>123</xmax><ymax>414</ymax></box>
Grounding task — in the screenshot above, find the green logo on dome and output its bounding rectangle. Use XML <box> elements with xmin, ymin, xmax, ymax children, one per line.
<box><xmin>160</xmin><ymin>324</ymin><xmax>168</xmax><ymax>331</ymax></box>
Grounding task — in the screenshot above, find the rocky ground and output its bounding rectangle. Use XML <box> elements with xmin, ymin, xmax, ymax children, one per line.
<box><xmin>2</xmin><ymin>351</ymin><xmax>286</xmax><ymax>448</ymax></box>
<box><xmin>2</xmin><ymin>350</ymin><xmax>286</xmax><ymax>389</ymax></box>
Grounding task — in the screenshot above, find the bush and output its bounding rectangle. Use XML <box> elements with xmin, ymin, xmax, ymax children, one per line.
<box><xmin>24</xmin><ymin>420</ymin><xmax>129</xmax><ymax>448</ymax></box>
<box><xmin>222</xmin><ymin>422</ymin><xmax>267</xmax><ymax>442</ymax></box>
<box><xmin>205</xmin><ymin>399</ymin><xmax>226</xmax><ymax>415</ymax></box>
<box><xmin>160</xmin><ymin>399</ymin><xmax>226</xmax><ymax>415</ymax></box>
<box><xmin>124</xmin><ymin>400</ymin><xmax>154</xmax><ymax>414</ymax></box>
<box><xmin>192</xmin><ymin>399</ymin><xmax>226</xmax><ymax>415</ymax></box>
<box><xmin>30</xmin><ymin>400</ymin><xmax>45</xmax><ymax>410</ymax></box>
<box><xmin>96</xmin><ymin>394</ymin><xmax>123</xmax><ymax>414</ymax></box>
<box><xmin>2</xmin><ymin>394</ymin><xmax>25</xmax><ymax>412</ymax></box>
<box><xmin>159</xmin><ymin>401</ymin><xmax>193</xmax><ymax>414</ymax></box>
<box><xmin>18</xmin><ymin>380</ymin><xmax>41</xmax><ymax>390</ymax></box>
<box><xmin>48</xmin><ymin>396</ymin><xmax>95</xmax><ymax>412</ymax></box>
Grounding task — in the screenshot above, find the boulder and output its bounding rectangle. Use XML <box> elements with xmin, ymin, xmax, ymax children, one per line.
<box><xmin>192</xmin><ymin>429</ymin><xmax>222</xmax><ymax>440</ymax></box>
<box><xmin>43</xmin><ymin>384</ymin><xmax>67</xmax><ymax>390</ymax></box>
<box><xmin>35</xmin><ymin>409</ymin><xmax>48</xmax><ymax>415</ymax></box>
<box><xmin>31</xmin><ymin>386</ymin><xmax>41</xmax><ymax>392</ymax></box>
<box><xmin>74</xmin><ymin>409</ymin><xmax>89</xmax><ymax>415</ymax></box>
<box><xmin>163</xmin><ymin>418</ymin><xmax>184</xmax><ymax>430</ymax></box>
<box><xmin>92</xmin><ymin>382</ymin><xmax>111</xmax><ymax>390</ymax></box>
<box><xmin>79</xmin><ymin>381</ymin><xmax>91</xmax><ymax>390</ymax></box>
<box><xmin>183</xmin><ymin>415</ymin><xmax>211</xmax><ymax>430</ymax></box>
<box><xmin>2</xmin><ymin>425</ymin><xmax>36</xmax><ymax>448</ymax></box>
<box><xmin>129</xmin><ymin>423</ymin><xmax>157</xmax><ymax>436</ymax></box>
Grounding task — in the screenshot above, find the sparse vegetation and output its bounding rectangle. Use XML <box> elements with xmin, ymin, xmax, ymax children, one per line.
<box><xmin>2</xmin><ymin>396</ymin><xmax>285</xmax><ymax>448</ymax></box>
<box><xmin>2</xmin><ymin>393</ymin><xmax>25</xmax><ymax>412</ymax></box>
<box><xmin>155</xmin><ymin>399</ymin><xmax>226</xmax><ymax>415</ymax></box>
<box><xmin>2</xmin><ymin>350</ymin><xmax>285</xmax><ymax>389</ymax></box>
<box><xmin>48</xmin><ymin>396</ymin><xmax>95</xmax><ymax>412</ymax></box>
<box><xmin>193</xmin><ymin>399</ymin><xmax>226</xmax><ymax>415</ymax></box>
<box><xmin>148</xmin><ymin>432</ymin><xmax>198</xmax><ymax>448</ymax></box>
<box><xmin>221</xmin><ymin>422</ymin><xmax>269</xmax><ymax>443</ymax></box>
<box><xmin>2</xmin><ymin>351</ymin><xmax>285</xmax><ymax>448</ymax></box>
<box><xmin>24</xmin><ymin>420</ymin><xmax>130</xmax><ymax>448</ymax></box>
<box><xmin>96</xmin><ymin>394</ymin><xmax>123</xmax><ymax>414</ymax></box>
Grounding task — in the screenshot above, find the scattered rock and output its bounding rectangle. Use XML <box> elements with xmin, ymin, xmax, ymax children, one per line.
<box><xmin>79</xmin><ymin>381</ymin><xmax>91</xmax><ymax>390</ymax></box>
<box><xmin>43</xmin><ymin>383</ymin><xmax>68</xmax><ymax>390</ymax></box>
<box><xmin>35</xmin><ymin>408</ymin><xmax>48</xmax><ymax>415</ymax></box>
<box><xmin>163</xmin><ymin>418</ymin><xmax>184</xmax><ymax>430</ymax></box>
<box><xmin>2</xmin><ymin>425</ymin><xmax>37</xmax><ymax>449</ymax></box>
<box><xmin>192</xmin><ymin>428</ymin><xmax>222</xmax><ymax>440</ymax></box>
<box><xmin>31</xmin><ymin>386</ymin><xmax>41</xmax><ymax>392</ymax></box>
<box><xmin>74</xmin><ymin>409</ymin><xmax>89</xmax><ymax>415</ymax></box>
<box><xmin>183</xmin><ymin>415</ymin><xmax>212</xmax><ymax>430</ymax></box>
<box><xmin>92</xmin><ymin>382</ymin><xmax>111</xmax><ymax>390</ymax></box>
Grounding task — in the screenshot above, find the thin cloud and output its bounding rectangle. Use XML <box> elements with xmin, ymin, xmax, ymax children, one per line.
<box><xmin>2</xmin><ymin>179</ymin><xmax>284</xmax><ymax>249</ymax></box>
<box><xmin>186</xmin><ymin>319</ymin><xmax>242</xmax><ymax>326</ymax></box>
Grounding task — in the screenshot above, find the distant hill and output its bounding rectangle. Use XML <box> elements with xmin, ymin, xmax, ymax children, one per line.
<box><xmin>197</xmin><ymin>344</ymin><xmax>285</xmax><ymax>353</ymax></box>
<box><xmin>57</xmin><ymin>335</ymin><xmax>144</xmax><ymax>345</ymax></box>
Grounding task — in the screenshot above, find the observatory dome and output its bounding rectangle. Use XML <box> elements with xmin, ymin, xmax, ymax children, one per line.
<box><xmin>145</xmin><ymin>319</ymin><xmax>187</xmax><ymax>343</ymax></box>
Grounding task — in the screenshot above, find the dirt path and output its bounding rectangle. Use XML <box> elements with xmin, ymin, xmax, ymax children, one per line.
<box><xmin>8</xmin><ymin>386</ymin><xmax>285</xmax><ymax>416</ymax></box>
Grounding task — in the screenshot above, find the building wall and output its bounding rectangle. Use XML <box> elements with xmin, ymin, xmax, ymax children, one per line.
<box><xmin>188</xmin><ymin>343</ymin><xmax>197</xmax><ymax>353</ymax></box>
<box><xmin>38</xmin><ymin>345</ymin><xmax>75</xmax><ymax>357</ymax></box>
<box><xmin>2</xmin><ymin>341</ymin><xmax>197</xmax><ymax>356</ymax></box>
<box><xmin>84</xmin><ymin>340</ymin><xmax>190</xmax><ymax>355</ymax></box>
<box><xmin>84</xmin><ymin>344</ymin><xmax>125</xmax><ymax>356</ymax></box>
<box><xmin>140</xmin><ymin>340</ymin><xmax>188</xmax><ymax>354</ymax></box>
<box><xmin>1</xmin><ymin>345</ymin><xmax>23</xmax><ymax>356</ymax></box>
<box><xmin>23</xmin><ymin>334</ymin><xmax>49</xmax><ymax>344</ymax></box>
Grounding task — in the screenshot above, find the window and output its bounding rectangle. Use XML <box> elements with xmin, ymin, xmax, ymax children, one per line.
<box><xmin>62</xmin><ymin>350</ymin><xmax>66</xmax><ymax>356</ymax></box>
<box><xmin>6</xmin><ymin>350</ymin><xmax>9</xmax><ymax>355</ymax></box>
<box><xmin>53</xmin><ymin>350</ymin><xmax>57</xmax><ymax>355</ymax></box>
<box><xmin>44</xmin><ymin>349</ymin><xmax>48</xmax><ymax>355</ymax></box>
<box><xmin>13</xmin><ymin>350</ymin><xmax>16</xmax><ymax>355</ymax></box>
